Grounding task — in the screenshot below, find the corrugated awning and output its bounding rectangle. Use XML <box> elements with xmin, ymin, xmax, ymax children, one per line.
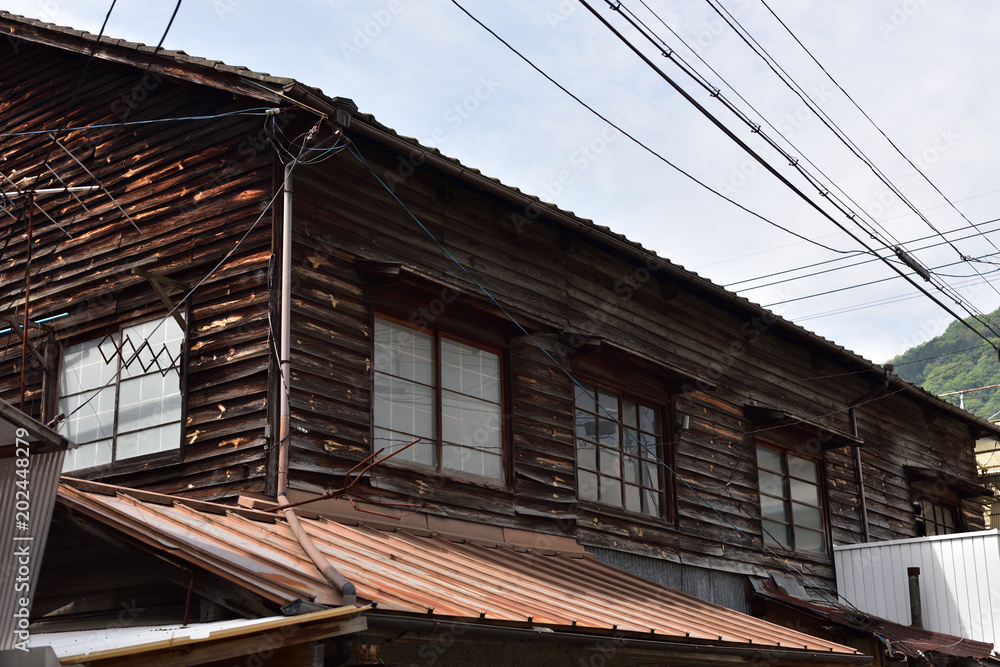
<box><xmin>752</xmin><ymin>576</ymin><xmax>997</xmax><ymax>662</ymax></box>
<box><xmin>55</xmin><ymin>478</ymin><xmax>862</xmax><ymax>657</ymax></box>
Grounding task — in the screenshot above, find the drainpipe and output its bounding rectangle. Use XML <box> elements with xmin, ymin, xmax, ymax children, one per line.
<box><xmin>848</xmin><ymin>368</ymin><xmax>892</xmax><ymax>543</ymax></box>
<box><xmin>276</xmin><ymin>161</ymin><xmax>357</xmax><ymax>606</ymax></box>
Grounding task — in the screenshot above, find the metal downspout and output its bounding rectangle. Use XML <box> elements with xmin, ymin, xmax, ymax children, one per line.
<box><xmin>848</xmin><ymin>369</ymin><xmax>892</xmax><ymax>543</ymax></box>
<box><xmin>277</xmin><ymin>161</ymin><xmax>357</xmax><ymax>606</ymax></box>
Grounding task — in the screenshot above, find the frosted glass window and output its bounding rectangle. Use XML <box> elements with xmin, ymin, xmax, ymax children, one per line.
<box><xmin>58</xmin><ymin>316</ymin><xmax>184</xmax><ymax>471</ymax></box>
<box><xmin>574</xmin><ymin>383</ymin><xmax>664</xmax><ymax>518</ymax></box>
<box><xmin>373</xmin><ymin>318</ymin><xmax>503</xmax><ymax>481</ymax></box>
<box><xmin>756</xmin><ymin>443</ymin><xmax>826</xmax><ymax>554</ymax></box>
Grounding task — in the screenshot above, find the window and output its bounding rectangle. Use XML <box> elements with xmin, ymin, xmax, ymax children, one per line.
<box><xmin>58</xmin><ymin>317</ymin><xmax>184</xmax><ymax>471</ymax></box>
<box><xmin>574</xmin><ymin>382</ymin><xmax>664</xmax><ymax>518</ymax></box>
<box><xmin>373</xmin><ymin>317</ymin><xmax>503</xmax><ymax>480</ymax></box>
<box><xmin>915</xmin><ymin>499</ymin><xmax>958</xmax><ymax>536</ymax></box>
<box><xmin>756</xmin><ymin>442</ymin><xmax>826</xmax><ymax>553</ymax></box>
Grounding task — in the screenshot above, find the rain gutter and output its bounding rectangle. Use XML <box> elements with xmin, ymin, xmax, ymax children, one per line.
<box><xmin>366</xmin><ymin>615</ymin><xmax>870</xmax><ymax>663</ymax></box>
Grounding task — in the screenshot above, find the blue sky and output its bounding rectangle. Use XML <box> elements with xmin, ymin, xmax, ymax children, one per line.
<box><xmin>7</xmin><ymin>0</ymin><xmax>1000</xmax><ymax>365</ymax></box>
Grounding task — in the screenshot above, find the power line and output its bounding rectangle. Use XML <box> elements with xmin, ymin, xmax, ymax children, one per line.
<box><xmin>759</xmin><ymin>0</ymin><xmax>1000</xmax><ymax>263</ymax></box>
<box><xmin>446</xmin><ymin>0</ymin><xmax>855</xmax><ymax>256</ymax></box>
<box><xmin>576</xmin><ymin>0</ymin><xmax>1000</xmax><ymax>354</ymax></box>
<box><xmin>695</xmin><ymin>0</ymin><xmax>1000</xmax><ymax>325</ymax></box>
<box><xmin>727</xmin><ymin>216</ymin><xmax>1000</xmax><ymax>291</ymax></box>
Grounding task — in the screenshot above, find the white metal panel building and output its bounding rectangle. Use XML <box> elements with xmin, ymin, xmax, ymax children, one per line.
<box><xmin>834</xmin><ymin>531</ymin><xmax>1000</xmax><ymax>648</ymax></box>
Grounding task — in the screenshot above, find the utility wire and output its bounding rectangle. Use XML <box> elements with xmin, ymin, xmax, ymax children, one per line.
<box><xmin>447</xmin><ymin>0</ymin><xmax>855</xmax><ymax>256</ymax></box>
<box><xmin>727</xmin><ymin>216</ymin><xmax>1000</xmax><ymax>291</ymax></box>
<box><xmin>696</xmin><ymin>0</ymin><xmax>1000</xmax><ymax>325</ymax></box>
<box><xmin>576</xmin><ymin>0</ymin><xmax>1000</xmax><ymax>354</ymax></box>
<box><xmin>759</xmin><ymin>0</ymin><xmax>1000</xmax><ymax>263</ymax></box>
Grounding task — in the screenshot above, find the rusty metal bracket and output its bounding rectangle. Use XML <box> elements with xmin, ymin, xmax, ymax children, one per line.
<box><xmin>133</xmin><ymin>268</ymin><xmax>188</xmax><ymax>330</ymax></box>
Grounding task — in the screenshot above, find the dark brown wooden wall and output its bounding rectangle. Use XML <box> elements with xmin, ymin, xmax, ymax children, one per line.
<box><xmin>0</xmin><ymin>39</ymin><xmax>274</xmax><ymax>499</ymax></box>
<box><xmin>288</xmin><ymin>131</ymin><xmax>984</xmax><ymax>586</ymax></box>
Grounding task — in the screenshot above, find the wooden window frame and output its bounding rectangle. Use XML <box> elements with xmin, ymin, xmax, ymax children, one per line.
<box><xmin>573</xmin><ymin>379</ymin><xmax>671</xmax><ymax>521</ymax></box>
<box><xmin>755</xmin><ymin>440</ymin><xmax>830</xmax><ymax>556</ymax></box>
<box><xmin>58</xmin><ymin>315</ymin><xmax>187</xmax><ymax>473</ymax></box>
<box><xmin>372</xmin><ymin>314</ymin><xmax>507</xmax><ymax>485</ymax></box>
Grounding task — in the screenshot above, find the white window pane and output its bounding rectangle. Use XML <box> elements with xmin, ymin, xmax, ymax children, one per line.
<box><xmin>599</xmin><ymin>446</ymin><xmax>620</xmax><ymax>478</ymax></box>
<box><xmin>762</xmin><ymin>519</ymin><xmax>791</xmax><ymax>548</ymax></box>
<box><xmin>376</xmin><ymin>319</ymin><xmax>434</xmax><ymax>384</ymax></box>
<box><xmin>578</xmin><ymin>470</ymin><xmax>598</xmax><ymax>500</ymax></box>
<box><xmin>575</xmin><ymin>382</ymin><xmax>597</xmax><ymax>413</ymax></box>
<box><xmin>644</xmin><ymin>489</ymin><xmax>663</xmax><ymax>518</ymax></box>
<box><xmin>760</xmin><ymin>494</ymin><xmax>788</xmax><ymax>522</ymax></box>
<box><xmin>625</xmin><ymin>483</ymin><xmax>641</xmax><ymax>512</ymax></box>
<box><xmin>62</xmin><ymin>440</ymin><xmax>112</xmax><ymax>472</ymax></box>
<box><xmin>756</xmin><ymin>445</ymin><xmax>784</xmax><ymax>474</ymax></box>
<box><xmin>577</xmin><ymin>438</ymin><xmax>596</xmax><ymax>470</ymax></box>
<box><xmin>788</xmin><ymin>455</ymin><xmax>818</xmax><ymax>483</ymax></box>
<box><xmin>790</xmin><ymin>478</ymin><xmax>820</xmax><ymax>506</ymax></box>
<box><xmin>600</xmin><ymin>476</ymin><xmax>622</xmax><ymax>507</ymax></box>
<box><xmin>794</xmin><ymin>526</ymin><xmax>825</xmax><ymax>552</ymax></box>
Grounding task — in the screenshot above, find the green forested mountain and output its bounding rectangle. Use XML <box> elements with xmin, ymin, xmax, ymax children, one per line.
<box><xmin>889</xmin><ymin>308</ymin><xmax>1000</xmax><ymax>419</ymax></box>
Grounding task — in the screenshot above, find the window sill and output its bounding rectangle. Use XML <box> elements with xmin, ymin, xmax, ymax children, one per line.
<box><xmin>373</xmin><ymin>457</ymin><xmax>512</xmax><ymax>492</ymax></box>
<box><xmin>62</xmin><ymin>448</ymin><xmax>182</xmax><ymax>480</ymax></box>
<box><xmin>577</xmin><ymin>499</ymin><xmax>675</xmax><ymax>531</ymax></box>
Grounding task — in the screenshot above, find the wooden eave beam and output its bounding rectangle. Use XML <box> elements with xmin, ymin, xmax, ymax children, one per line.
<box><xmin>744</xmin><ymin>404</ymin><xmax>863</xmax><ymax>449</ymax></box>
<box><xmin>132</xmin><ymin>268</ymin><xmax>187</xmax><ymax>330</ymax></box>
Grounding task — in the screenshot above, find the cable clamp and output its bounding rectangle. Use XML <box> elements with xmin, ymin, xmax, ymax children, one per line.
<box><xmin>264</xmin><ymin>108</ymin><xmax>283</xmax><ymax>116</ymax></box>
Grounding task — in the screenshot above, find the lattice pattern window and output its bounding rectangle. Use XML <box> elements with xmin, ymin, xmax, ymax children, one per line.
<box><xmin>574</xmin><ymin>382</ymin><xmax>663</xmax><ymax>518</ymax></box>
<box><xmin>59</xmin><ymin>317</ymin><xmax>184</xmax><ymax>471</ymax></box>
<box><xmin>756</xmin><ymin>443</ymin><xmax>826</xmax><ymax>553</ymax></box>
<box><xmin>373</xmin><ymin>317</ymin><xmax>503</xmax><ymax>480</ymax></box>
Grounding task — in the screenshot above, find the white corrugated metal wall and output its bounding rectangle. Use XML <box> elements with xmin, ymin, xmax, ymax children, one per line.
<box><xmin>834</xmin><ymin>531</ymin><xmax>1000</xmax><ymax>646</ymax></box>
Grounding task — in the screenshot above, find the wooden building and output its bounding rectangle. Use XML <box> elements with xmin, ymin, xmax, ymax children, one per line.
<box><xmin>1</xmin><ymin>10</ymin><xmax>996</xmax><ymax>651</ymax></box>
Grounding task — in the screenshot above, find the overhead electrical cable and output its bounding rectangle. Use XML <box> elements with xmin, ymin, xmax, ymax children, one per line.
<box><xmin>447</xmin><ymin>0</ymin><xmax>855</xmax><ymax>256</ymax></box>
<box><xmin>759</xmin><ymin>0</ymin><xmax>1000</xmax><ymax>262</ymax></box>
<box><xmin>727</xmin><ymin>216</ymin><xmax>1000</xmax><ymax>290</ymax></box>
<box><xmin>606</xmin><ymin>0</ymin><xmax>1000</xmax><ymax>336</ymax></box>
<box><xmin>576</xmin><ymin>0</ymin><xmax>1000</xmax><ymax>354</ymax></box>
<box><xmin>620</xmin><ymin>0</ymin><xmax>895</xmax><ymax>251</ymax></box>
<box><xmin>738</xmin><ymin>219</ymin><xmax>1000</xmax><ymax>294</ymax></box>
<box><xmin>696</xmin><ymin>0</ymin><xmax>1000</xmax><ymax>323</ymax></box>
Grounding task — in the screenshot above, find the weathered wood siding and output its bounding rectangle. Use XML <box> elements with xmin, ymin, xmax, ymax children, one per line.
<box><xmin>0</xmin><ymin>39</ymin><xmax>274</xmax><ymax>499</ymax></box>
<box><xmin>288</xmin><ymin>131</ymin><xmax>984</xmax><ymax>587</ymax></box>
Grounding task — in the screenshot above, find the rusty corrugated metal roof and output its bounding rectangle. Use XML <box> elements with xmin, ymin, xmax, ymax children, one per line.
<box><xmin>55</xmin><ymin>479</ymin><xmax>860</xmax><ymax>656</ymax></box>
<box><xmin>753</xmin><ymin>577</ymin><xmax>997</xmax><ymax>662</ymax></box>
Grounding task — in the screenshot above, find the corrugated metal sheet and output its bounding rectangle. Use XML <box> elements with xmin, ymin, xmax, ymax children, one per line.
<box><xmin>0</xmin><ymin>401</ymin><xmax>71</xmax><ymax>651</ymax></box>
<box><xmin>55</xmin><ymin>480</ymin><xmax>859</xmax><ymax>655</ymax></box>
<box><xmin>588</xmin><ymin>547</ymin><xmax>751</xmax><ymax>614</ymax></box>
<box><xmin>834</xmin><ymin>531</ymin><xmax>1000</xmax><ymax>647</ymax></box>
<box><xmin>754</xmin><ymin>577</ymin><xmax>997</xmax><ymax>661</ymax></box>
